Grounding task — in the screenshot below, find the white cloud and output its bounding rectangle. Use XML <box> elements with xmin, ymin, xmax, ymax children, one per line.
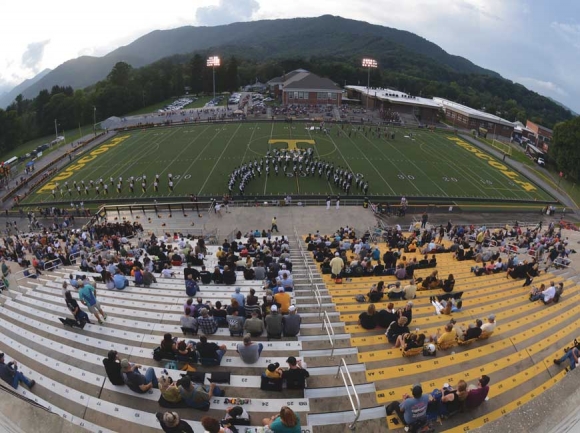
<box><xmin>196</xmin><ymin>0</ymin><xmax>260</xmax><ymax>26</ymax></box>
<box><xmin>551</xmin><ymin>21</ymin><xmax>580</xmax><ymax>48</ymax></box>
<box><xmin>21</xmin><ymin>39</ymin><xmax>50</xmax><ymax>72</ymax></box>
<box><xmin>518</xmin><ymin>77</ymin><xmax>568</xmax><ymax>97</ymax></box>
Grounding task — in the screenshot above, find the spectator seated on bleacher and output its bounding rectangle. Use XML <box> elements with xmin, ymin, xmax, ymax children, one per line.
<box><xmin>283</xmin><ymin>357</ymin><xmax>309</xmax><ymax>390</ymax></box>
<box><xmin>481</xmin><ymin>314</ymin><xmax>497</xmax><ymax>334</ymax></box>
<box><xmin>196</xmin><ymin>335</ymin><xmax>227</xmax><ymax>366</ymax></box>
<box><xmin>121</xmin><ymin>359</ymin><xmax>158</xmax><ymax>393</ymax></box>
<box><xmin>0</xmin><ymin>353</ymin><xmax>35</xmax><ymax>390</ymax></box>
<box><xmin>282</xmin><ymin>306</ymin><xmax>301</xmax><ymax>337</ymax></box>
<box><xmin>179</xmin><ymin>376</ymin><xmax>224</xmax><ymax>411</ymax></box>
<box><xmin>237</xmin><ymin>334</ymin><xmax>264</xmax><ymax>364</ymax></box>
<box><xmin>262</xmin><ymin>290</ymin><xmax>276</xmax><ymax>316</ymax></box>
<box><xmin>199</xmin><ymin>265</ymin><xmax>212</xmax><ymax>284</ymax></box>
<box><xmin>161</xmin><ymin>264</ymin><xmax>176</xmax><ymax>278</ymax></box>
<box><xmin>245</xmin><ymin>310</ymin><xmax>265</xmax><ymax>337</ymax></box>
<box><xmin>113</xmin><ymin>269</ymin><xmax>129</xmax><ymax>289</ymax></box>
<box><xmin>227</xmin><ymin>309</ymin><xmax>245</xmax><ymax>337</ymax></box>
<box><xmin>223</xmin><ymin>405</ymin><xmax>251</xmax><ymax>427</ymax></box>
<box><xmin>394</xmin><ymin>264</ymin><xmax>407</xmax><ymax>280</ymax></box>
<box><xmin>367</xmin><ymin>281</ymin><xmax>385</xmax><ymax>303</ymax></box>
<box><xmin>197</xmin><ymin>308</ymin><xmax>219</xmax><ymax>335</ymax></box>
<box><xmin>459</xmin><ymin>319</ymin><xmax>483</xmax><ymax>342</ymax></box>
<box><xmin>386</xmin><ymin>383</ymin><xmax>429</xmax><ymax>431</ymax></box>
<box><xmin>262</xmin><ymin>406</ymin><xmax>301</xmax><ymax>433</ymax></box>
<box><xmin>441</xmin><ymin>274</ymin><xmax>455</xmax><ymax>293</ymax></box>
<box><xmin>103</xmin><ymin>350</ymin><xmax>125</xmax><ymax>385</ymax></box>
<box><xmin>387</xmin><ymin>281</ymin><xmax>404</xmax><ymax>299</ymax></box>
<box><xmin>158</xmin><ymin>376</ymin><xmax>186</xmax><ymax>408</ymax></box>
<box><xmin>530</xmin><ymin>281</ymin><xmax>562</xmax><ymax>304</ymax></box>
<box><xmin>386</xmin><ymin>316</ymin><xmax>410</xmax><ymax>346</ymax></box>
<box><xmin>261</xmin><ymin>363</ymin><xmax>284</xmax><ymax>391</ymax></box>
<box><xmin>181</xmin><ymin>308</ymin><xmax>198</xmax><ymax>334</ymax></box>
<box><xmin>265</xmin><ymin>305</ymin><xmax>283</xmax><ymax>339</ymax></box>
<box><xmin>359</xmin><ymin>304</ymin><xmax>377</xmax><ymax>330</ymax></box>
<box><xmin>464</xmin><ymin>375</ymin><xmax>490</xmax><ymax>410</ymax></box>
<box><xmin>64</xmin><ymin>289</ymin><xmax>91</xmax><ymax>326</ymax></box>
<box><xmin>211</xmin><ymin>266</ymin><xmax>224</xmax><ymax>284</ymax></box>
<box><xmin>274</xmin><ymin>288</ymin><xmax>291</xmax><ymax>314</ymax></box>
<box><xmin>375</xmin><ymin>303</ymin><xmax>397</xmax><ymax>328</ymax></box>
<box><xmin>419</xmin><ymin>270</ymin><xmax>439</xmax><ymax>290</ymax></box>
<box><xmin>403</xmin><ymin>279</ymin><xmax>417</xmax><ymax>300</ymax></box>
<box><xmin>223</xmin><ymin>265</ymin><xmax>237</xmax><ymax>285</ymax></box>
<box><xmin>277</xmin><ymin>272</ymin><xmax>294</xmax><ymax>292</ymax></box>
<box><xmin>243</xmin><ymin>264</ymin><xmax>255</xmax><ymax>280</ymax></box>
<box><xmin>397</xmin><ymin>332</ymin><xmax>426</xmax><ymax>353</ymax></box>
<box><xmin>231</xmin><ymin>287</ymin><xmax>245</xmax><ymax>306</ymax></box>
<box><xmin>156</xmin><ymin>411</ymin><xmax>193</xmax><ymax>433</ymax></box>
<box><xmin>430</xmin><ymin>323</ymin><xmax>457</xmax><ymax>350</ymax></box>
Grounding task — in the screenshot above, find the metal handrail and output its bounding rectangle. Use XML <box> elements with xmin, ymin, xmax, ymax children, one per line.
<box><xmin>14</xmin><ymin>267</ymin><xmax>36</xmax><ymax>284</ymax></box>
<box><xmin>335</xmin><ymin>358</ymin><xmax>362</xmax><ymax>430</ymax></box>
<box><xmin>321</xmin><ymin>310</ymin><xmax>336</xmax><ymax>359</ymax></box>
<box><xmin>313</xmin><ymin>284</ymin><xmax>323</xmax><ymax>318</ymax></box>
<box><xmin>43</xmin><ymin>258</ymin><xmax>61</xmax><ymax>271</ymax></box>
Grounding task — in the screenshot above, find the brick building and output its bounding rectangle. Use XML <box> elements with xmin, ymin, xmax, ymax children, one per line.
<box><xmin>267</xmin><ymin>70</ymin><xmax>342</xmax><ymax>105</ymax></box>
<box><xmin>526</xmin><ymin>120</ymin><xmax>553</xmax><ymax>152</ymax></box>
<box><xmin>433</xmin><ymin>98</ymin><xmax>515</xmax><ymax>139</ymax></box>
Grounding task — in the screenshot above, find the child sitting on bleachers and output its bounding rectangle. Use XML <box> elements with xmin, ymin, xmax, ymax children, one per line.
<box><xmin>265</xmin><ymin>362</ymin><xmax>283</xmax><ymax>379</ymax></box>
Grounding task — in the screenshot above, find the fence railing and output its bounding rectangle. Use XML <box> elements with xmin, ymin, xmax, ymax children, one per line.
<box><xmin>321</xmin><ymin>310</ymin><xmax>336</xmax><ymax>359</ymax></box>
<box><xmin>43</xmin><ymin>258</ymin><xmax>61</xmax><ymax>272</ymax></box>
<box><xmin>335</xmin><ymin>358</ymin><xmax>362</xmax><ymax>430</ymax></box>
<box><xmin>14</xmin><ymin>267</ymin><xmax>36</xmax><ymax>285</ymax></box>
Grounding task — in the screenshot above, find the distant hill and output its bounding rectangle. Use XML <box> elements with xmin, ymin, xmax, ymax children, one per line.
<box><xmin>0</xmin><ymin>68</ymin><xmax>51</xmax><ymax>108</ymax></box>
<box><xmin>548</xmin><ymin>97</ymin><xmax>578</xmax><ymax>116</ymax></box>
<box><xmin>4</xmin><ymin>15</ymin><xmax>500</xmax><ymax>106</ymax></box>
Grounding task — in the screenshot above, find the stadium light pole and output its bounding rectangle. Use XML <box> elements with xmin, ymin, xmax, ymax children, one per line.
<box><xmin>362</xmin><ymin>58</ymin><xmax>378</xmax><ymax>110</ymax></box>
<box><xmin>54</xmin><ymin>119</ymin><xmax>58</xmax><ymax>140</ymax></box>
<box><xmin>93</xmin><ymin>106</ymin><xmax>97</xmax><ymax>136</ymax></box>
<box><xmin>207</xmin><ymin>56</ymin><xmax>221</xmax><ymax>102</ymax></box>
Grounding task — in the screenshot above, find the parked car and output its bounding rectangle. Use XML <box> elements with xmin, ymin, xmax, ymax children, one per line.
<box><xmin>536</xmin><ymin>157</ymin><xmax>545</xmax><ymax>167</ymax></box>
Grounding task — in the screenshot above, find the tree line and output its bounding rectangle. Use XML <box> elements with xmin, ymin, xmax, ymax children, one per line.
<box><xmin>0</xmin><ymin>52</ymin><xmax>575</xmax><ymax>172</ymax></box>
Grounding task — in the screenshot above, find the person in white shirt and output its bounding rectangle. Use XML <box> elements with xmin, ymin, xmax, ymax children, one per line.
<box><xmin>530</xmin><ymin>282</ymin><xmax>556</xmax><ymax>303</ymax></box>
<box><xmin>481</xmin><ymin>314</ymin><xmax>497</xmax><ymax>333</ymax></box>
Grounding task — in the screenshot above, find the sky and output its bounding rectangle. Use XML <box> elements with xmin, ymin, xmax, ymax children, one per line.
<box><xmin>1</xmin><ymin>0</ymin><xmax>579</xmax><ymax>112</ymax></box>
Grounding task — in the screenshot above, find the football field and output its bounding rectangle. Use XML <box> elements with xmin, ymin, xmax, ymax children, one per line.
<box><xmin>25</xmin><ymin>122</ymin><xmax>554</xmax><ymax>204</ymax></box>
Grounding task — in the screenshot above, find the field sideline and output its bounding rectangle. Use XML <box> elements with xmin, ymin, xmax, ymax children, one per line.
<box><xmin>23</xmin><ymin>122</ymin><xmax>554</xmax><ymax>205</ymax></box>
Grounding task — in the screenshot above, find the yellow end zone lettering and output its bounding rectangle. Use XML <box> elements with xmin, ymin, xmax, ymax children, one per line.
<box><xmin>37</xmin><ymin>135</ymin><xmax>130</xmax><ymax>193</ymax></box>
<box><xmin>448</xmin><ymin>137</ymin><xmax>536</xmax><ymax>192</ymax></box>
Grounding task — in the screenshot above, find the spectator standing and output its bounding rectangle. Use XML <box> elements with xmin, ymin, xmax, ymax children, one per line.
<box><xmin>271</xmin><ymin>217</ymin><xmax>279</xmax><ymax>233</ymax></box>
<box><xmin>78</xmin><ymin>279</ymin><xmax>107</xmax><ymax>324</ymax></box>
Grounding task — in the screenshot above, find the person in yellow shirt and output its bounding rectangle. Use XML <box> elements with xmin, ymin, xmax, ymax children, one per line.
<box><xmin>274</xmin><ymin>287</ymin><xmax>291</xmax><ymax>314</ymax></box>
<box><xmin>216</xmin><ymin>247</ymin><xmax>226</xmax><ymax>260</ymax></box>
<box><xmin>265</xmin><ymin>362</ymin><xmax>283</xmax><ymax>379</ymax></box>
<box><xmin>432</xmin><ymin>323</ymin><xmax>458</xmax><ymax>349</ymax></box>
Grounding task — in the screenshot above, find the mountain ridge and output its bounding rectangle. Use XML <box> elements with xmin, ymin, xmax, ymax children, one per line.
<box><xmin>0</xmin><ymin>15</ymin><xmax>499</xmax><ymax>108</ymax></box>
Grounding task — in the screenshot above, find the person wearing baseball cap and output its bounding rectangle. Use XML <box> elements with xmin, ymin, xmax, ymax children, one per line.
<box><xmin>388</xmin><ymin>383</ymin><xmax>428</xmax><ymax>427</ymax></box>
<box><xmin>265</xmin><ymin>304</ymin><xmax>283</xmax><ymax>339</ymax></box>
<box><xmin>282</xmin><ymin>305</ymin><xmax>301</xmax><ymax>337</ymax></box>
<box><xmin>283</xmin><ymin>356</ymin><xmax>309</xmax><ymax>390</ymax></box>
<box><xmin>481</xmin><ymin>314</ymin><xmax>497</xmax><ymax>334</ymax></box>
<box><xmin>0</xmin><ymin>352</ymin><xmax>35</xmax><ymax>390</ymax></box>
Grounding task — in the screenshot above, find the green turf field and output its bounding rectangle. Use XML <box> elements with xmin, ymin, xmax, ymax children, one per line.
<box><xmin>23</xmin><ymin>122</ymin><xmax>554</xmax><ymax>204</ymax></box>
